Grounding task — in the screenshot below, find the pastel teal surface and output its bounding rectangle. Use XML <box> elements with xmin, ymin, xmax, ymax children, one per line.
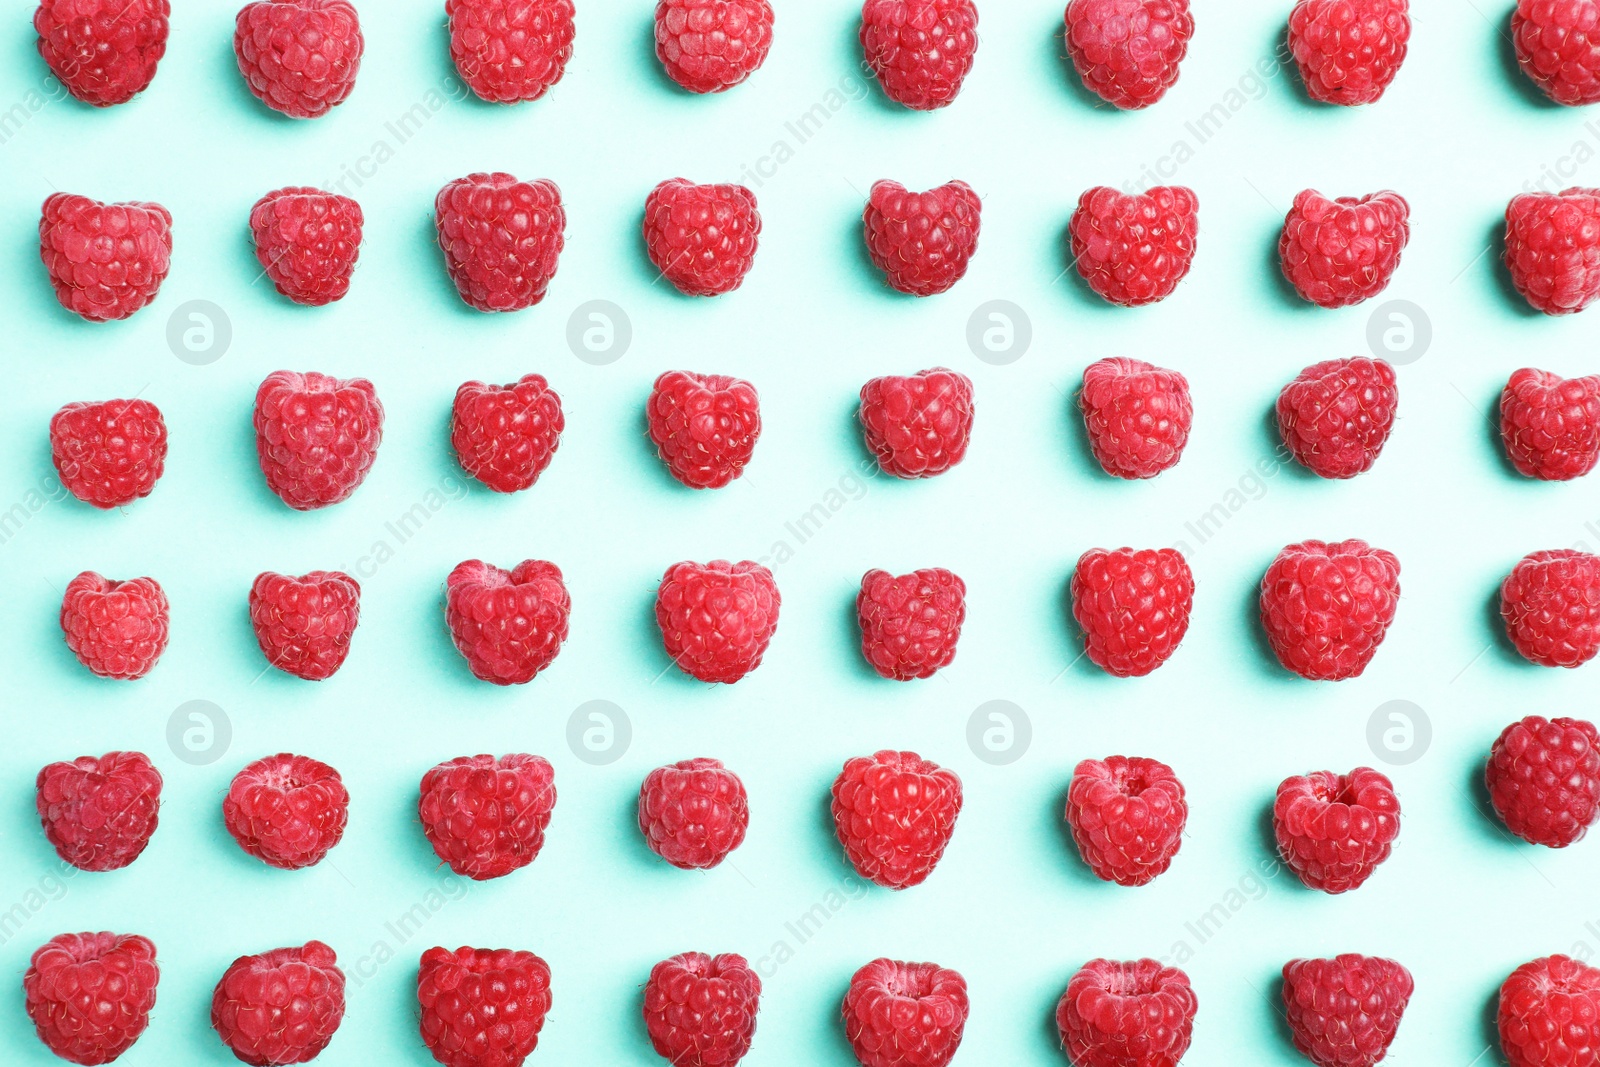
<box><xmin>0</xmin><ymin>1</ymin><xmax>1595</xmax><ymax>1063</ymax></box>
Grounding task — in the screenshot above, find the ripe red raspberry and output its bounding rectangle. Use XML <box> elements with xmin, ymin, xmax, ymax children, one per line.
<box><xmin>452</xmin><ymin>375</ymin><xmax>565</xmax><ymax>493</ymax></box>
<box><xmin>647</xmin><ymin>371</ymin><xmax>761</xmax><ymax>489</ymax></box>
<box><xmin>446</xmin><ymin>0</ymin><xmax>575</xmax><ymax>103</ymax></box>
<box><xmin>223</xmin><ymin>753</ymin><xmax>348</xmax><ymax>870</ymax></box>
<box><xmin>1056</xmin><ymin>958</ymin><xmax>1196</xmax><ymax>1067</ymax></box>
<box><xmin>1505</xmin><ymin>187</ymin><xmax>1600</xmax><ymax>315</ymax></box>
<box><xmin>1279</xmin><ymin>190</ymin><xmax>1410</xmax><ymax>308</ymax></box>
<box><xmin>60</xmin><ymin>572</ymin><xmax>168</xmax><ymax>680</ymax></box>
<box><xmin>1259</xmin><ymin>540</ymin><xmax>1401</xmax><ymax>681</ymax></box>
<box><xmin>1068</xmin><ymin>185</ymin><xmax>1198</xmax><ymax>307</ymax></box>
<box><xmin>656</xmin><ymin>560</ymin><xmax>780</xmax><ymax>683</ymax></box>
<box><xmin>249</xmin><ymin>570</ymin><xmax>361</xmax><ymax>680</ymax></box>
<box><xmin>832</xmin><ymin>750</ymin><xmax>962</xmax><ymax>890</ymax></box>
<box><xmin>1289</xmin><ymin>0</ymin><xmax>1410</xmax><ymax>105</ymax></box>
<box><xmin>40</xmin><ymin>193</ymin><xmax>171</xmax><ymax>322</ymax></box>
<box><xmin>1071</xmin><ymin>547</ymin><xmax>1193</xmax><ymax>678</ymax></box>
<box><xmin>1063</xmin><ymin>0</ymin><xmax>1194</xmax><ymax>110</ymax></box>
<box><xmin>1500</xmin><ymin>954</ymin><xmax>1600</xmax><ymax>1067</ymax></box>
<box><xmin>644</xmin><ymin>179</ymin><xmax>762</xmax><ymax>296</ymax></box>
<box><xmin>1276</xmin><ymin>357</ymin><xmax>1399</xmax><ymax>479</ymax></box>
<box><xmin>860</xmin><ymin>0</ymin><xmax>979</xmax><ymax>111</ymax></box>
<box><xmin>249</xmin><ymin>187</ymin><xmax>362</xmax><ymax>306</ymax></box>
<box><xmin>419</xmin><ymin>753</ymin><xmax>557</xmax><ymax>880</ymax></box>
<box><xmin>644</xmin><ymin>952</ymin><xmax>761</xmax><ymax>1067</ymax></box>
<box><xmin>862</xmin><ymin>180</ymin><xmax>982</xmax><ymax>297</ymax></box>
<box><xmin>446</xmin><ymin>560</ymin><xmax>571</xmax><ymax>685</ymax></box>
<box><xmin>1513</xmin><ymin>0</ymin><xmax>1600</xmax><ymax>105</ymax></box>
<box><xmin>1283</xmin><ymin>954</ymin><xmax>1413</xmax><ymax>1067</ymax></box>
<box><xmin>1065</xmin><ymin>756</ymin><xmax>1186</xmax><ymax>886</ymax></box>
<box><xmin>26</xmin><ymin>932</ymin><xmax>159</xmax><ymax>1065</ymax></box>
<box><xmin>1078</xmin><ymin>357</ymin><xmax>1192</xmax><ymax>480</ymax></box>
<box><xmin>1486</xmin><ymin>715</ymin><xmax>1600</xmax><ymax>847</ymax></box>
<box><xmin>234</xmin><ymin>0</ymin><xmax>362</xmax><ymax>118</ymax></box>
<box><xmin>436</xmin><ymin>173</ymin><xmax>566</xmax><ymax>312</ymax></box>
<box><xmin>212</xmin><ymin>941</ymin><xmax>344</xmax><ymax>1066</ymax></box>
<box><xmin>859</xmin><ymin>367</ymin><xmax>975</xmax><ymax>478</ymax></box>
<box><xmin>639</xmin><ymin>758</ymin><xmax>749</xmax><ymax>870</ymax></box>
<box><xmin>1501</xmin><ymin>551</ymin><xmax>1600</xmax><ymax>669</ymax></box>
<box><xmin>857</xmin><ymin>567</ymin><xmax>966</xmax><ymax>681</ymax></box>
<box><xmin>35</xmin><ymin>0</ymin><xmax>170</xmax><ymax>107</ymax></box>
<box><xmin>419</xmin><ymin>946</ymin><xmax>552</xmax><ymax>1067</ymax></box>
<box><xmin>843</xmin><ymin>958</ymin><xmax>967</xmax><ymax>1067</ymax></box>
<box><xmin>1274</xmin><ymin>767</ymin><xmax>1400</xmax><ymax>893</ymax></box>
<box><xmin>37</xmin><ymin>752</ymin><xmax>162</xmax><ymax>873</ymax></box>
<box><xmin>1500</xmin><ymin>367</ymin><xmax>1600</xmax><ymax>480</ymax></box>
<box><xmin>50</xmin><ymin>398</ymin><xmax>167</xmax><ymax>508</ymax></box>
<box><xmin>655</xmin><ymin>0</ymin><xmax>773</xmax><ymax>93</ymax></box>
<box><xmin>254</xmin><ymin>370</ymin><xmax>384</xmax><ymax>510</ymax></box>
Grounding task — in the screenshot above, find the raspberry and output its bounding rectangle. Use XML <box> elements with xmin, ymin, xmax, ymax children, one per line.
<box><xmin>859</xmin><ymin>367</ymin><xmax>975</xmax><ymax>478</ymax></box>
<box><xmin>1288</xmin><ymin>0</ymin><xmax>1410</xmax><ymax>105</ymax></box>
<box><xmin>638</xmin><ymin>758</ymin><xmax>749</xmax><ymax>870</ymax></box>
<box><xmin>1500</xmin><ymin>955</ymin><xmax>1600</xmax><ymax>1067</ymax></box>
<box><xmin>40</xmin><ymin>193</ymin><xmax>171</xmax><ymax>322</ymax></box>
<box><xmin>436</xmin><ymin>172</ymin><xmax>566</xmax><ymax>312</ymax></box>
<box><xmin>1279</xmin><ymin>190</ymin><xmax>1410</xmax><ymax>308</ymax></box>
<box><xmin>452</xmin><ymin>375</ymin><xmax>565</xmax><ymax>493</ymax></box>
<box><xmin>1486</xmin><ymin>715</ymin><xmax>1600</xmax><ymax>847</ymax></box>
<box><xmin>254</xmin><ymin>370</ymin><xmax>384</xmax><ymax>510</ymax></box>
<box><xmin>249</xmin><ymin>570</ymin><xmax>361</xmax><ymax>680</ymax></box>
<box><xmin>1078</xmin><ymin>357</ymin><xmax>1192</xmax><ymax>479</ymax></box>
<box><xmin>50</xmin><ymin>398</ymin><xmax>167</xmax><ymax>508</ymax></box>
<box><xmin>656</xmin><ymin>560</ymin><xmax>780</xmax><ymax>683</ymax></box>
<box><xmin>223</xmin><ymin>753</ymin><xmax>348</xmax><ymax>870</ymax></box>
<box><xmin>26</xmin><ymin>932</ymin><xmax>159</xmax><ymax>1066</ymax></box>
<box><xmin>1274</xmin><ymin>767</ymin><xmax>1400</xmax><ymax>893</ymax></box>
<box><xmin>1063</xmin><ymin>0</ymin><xmax>1194</xmax><ymax>109</ymax></box>
<box><xmin>35</xmin><ymin>0</ymin><xmax>170</xmax><ymax>107</ymax></box>
<box><xmin>37</xmin><ymin>752</ymin><xmax>162</xmax><ymax>873</ymax></box>
<box><xmin>647</xmin><ymin>371</ymin><xmax>761</xmax><ymax>489</ymax></box>
<box><xmin>1056</xmin><ymin>958</ymin><xmax>1196</xmax><ymax>1067</ymax></box>
<box><xmin>1068</xmin><ymin>185</ymin><xmax>1198</xmax><ymax>307</ymax></box>
<box><xmin>1065</xmin><ymin>756</ymin><xmax>1186</xmax><ymax>886</ymax></box>
<box><xmin>857</xmin><ymin>567</ymin><xmax>966</xmax><ymax>680</ymax></box>
<box><xmin>1276</xmin><ymin>358</ymin><xmax>1399</xmax><ymax>479</ymax></box>
<box><xmin>1282</xmin><ymin>954</ymin><xmax>1413</xmax><ymax>1067</ymax></box>
<box><xmin>446</xmin><ymin>560</ymin><xmax>571</xmax><ymax>684</ymax></box>
<box><xmin>1500</xmin><ymin>367</ymin><xmax>1600</xmax><ymax>480</ymax></box>
<box><xmin>419</xmin><ymin>753</ymin><xmax>557</xmax><ymax>880</ymax></box>
<box><xmin>1501</xmin><ymin>550</ymin><xmax>1600</xmax><ymax>669</ymax></box>
<box><xmin>654</xmin><ymin>0</ymin><xmax>773</xmax><ymax>93</ymax></box>
<box><xmin>249</xmin><ymin>187</ymin><xmax>362</xmax><ymax>306</ymax></box>
<box><xmin>831</xmin><ymin>750</ymin><xmax>962</xmax><ymax>890</ymax></box>
<box><xmin>212</xmin><ymin>941</ymin><xmax>344</xmax><ymax>1066</ymax></box>
<box><xmin>860</xmin><ymin>0</ymin><xmax>979</xmax><ymax>111</ymax></box>
<box><xmin>1513</xmin><ymin>0</ymin><xmax>1600</xmax><ymax>106</ymax></box>
<box><xmin>644</xmin><ymin>952</ymin><xmax>761</xmax><ymax>1067</ymax></box>
<box><xmin>60</xmin><ymin>572</ymin><xmax>168</xmax><ymax>680</ymax></box>
<box><xmin>446</xmin><ymin>0</ymin><xmax>575</xmax><ymax>103</ymax></box>
<box><xmin>862</xmin><ymin>180</ymin><xmax>982</xmax><ymax>297</ymax></box>
<box><xmin>644</xmin><ymin>179</ymin><xmax>762</xmax><ymax>296</ymax></box>
<box><xmin>1505</xmin><ymin>187</ymin><xmax>1600</xmax><ymax>315</ymax></box>
<box><xmin>1259</xmin><ymin>539</ymin><xmax>1401</xmax><ymax>681</ymax></box>
<box><xmin>234</xmin><ymin>0</ymin><xmax>362</xmax><ymax>118</ymax></box>
<box><xmin>418</xmin><ymin>946</ymin><xmax>552</xmax><ymax>1067</ymax></box>
<box><xmin>842</xmin><ymin>958</ymin><xmax>967</xmax><ymax>1067</ymax></box>
<box><xmin>1071</xmin><ymin>547</ymin><xmax>1193</xmax><ymax>677</ymax></box>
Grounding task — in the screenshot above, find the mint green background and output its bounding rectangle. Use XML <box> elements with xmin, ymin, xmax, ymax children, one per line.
<box><xmin>0</xmin><ymin>1</ymin><xmax>1597</xmax><ymax>1063</ymax></box>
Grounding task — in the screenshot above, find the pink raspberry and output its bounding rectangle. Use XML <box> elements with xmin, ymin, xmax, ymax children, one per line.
<box><xmin>418</xmin><ymin>946</ymin><xmax>552</xmax><ymax>1067</ymax></box>
<box><xmin>1056</xmin><ymin>958</ymin><xmax>1197</xmax><ymax>1067</ymax></box>
<box><xmin>1289</xmin><ymin>0</ymin><xmax>1410</xmax><ymax>105</ymax></box>
<box><xmin>436</xmin><ymin>172</ymin><xmax>566</xmax><ymax>312</ymax></box>
<box><xmin>646</xmin><ymin>371</ymin><xmax>762</xmax><ymax>489</ymax></box>
<box><xmin>639</xmin><ymin>758</ymin><xmax>749</xmax><ymax>870</ymax></box>
<box><xmin>1283</xmin><ymin>954</ymin><xmax>1413</xmax><ymax>1067</ymax></box>
<box><xmin>1279</xmin><ymin>189</ymin><xmax>1410</xmax><ymax>308</ymax></box>
<box><xmin>857</xmin><ymin>567</ymin><xmax>966</xmax><ymax>681</ymax></box>
<box><xmin>862</xmin><ymin>180</ymin><xmax>982</xmax><ymax>296</ymax></box>
<box><xmin>212</xmin><ymin>941</ymin><xmax>345</xmax><ymax>1065</ymax></box>
<box><xmin>234</xmin><ymin>0</ymin><xmax>363</xmax><ymax>118</ymax></box>
<box><xmin>224</xmin><ymin>753</ymin><xmax>348</xmax><ymax>870</ymax></box>
<box><xmin>860</xmin><ymin>0</ymin><xmax>980</xmax><ymax>111</ymax></box>
<box><xmin>26</xmin><ymin>932</ymin><xmax>159</xmax><ymax>1065</ymax></box>
<box><xmin>1065</xmin><ymin>755</ymin><xmax>1186</xmax><ymax>886</ymax></box>
<box><xmin>1078</xmin><ymin>357</ymin><xmax>1192</xmax><ymax>479</ymax></box>
<box><xmin>1486</xmin><ymin>715</ymin><xmax>1600</xmax><ymax>847</ymax></box>
<box><xmin>1275</xmin><ymin>767</ymin><xmax>1400</xmax><ymax>893</ymax></box>
<box><xmin>1513</xmin><ymin>0</ymin><xmax>1600</xmax><ymax>106</ymax></box>
<box><xmin>644</xmin><ymin>179</ymin><xmax>762</xmax><ymax>296</ymax></box>
<box><xmin>1501</xmin><ymin>550</ymin><xmax>1600</xmax><ymax>669</ymax></box>
<box><xmin>655</xmin><ymin>0</ymin><xmax>774</xmax><ymax>93</ymax></box>
<box><xmin>249</xmin><ymin>187</ymin><xmax>363</xmax><ymax>306</ymax></box>
<box><xmin>50</xmin><ymin>398</ymin><xmax>167</xmax><ymax>508</ymax></box>
<box><xmin>1259</xmin><ymin>539</ymin><xmax>1401</xmax><ymax>681</ymax></box>
<box><xmin>419</xmin><ymin>753</ymin><xmax>557</xmax><ymax>880</ymax></box>
<box><xmin>832</xmin><ymin>750</ymin><xmax>962</xmax><ymax>890</ymax></box>
<box><xmin>1069</xmin><ymin>185</ymin><xmax>1198</xmax><ymax>306</ymax></box>
<box><xmin>1276</xmin><ymin>358</ymin><xmax>1400</xmax><ymax>479</ymax></box>
<box><xmin>1500</xmin><ymin>955</ymin><xmax>1600</xmax><ymax>1067</ymax></box>
<box><xmin>35</xmin><ymin>0</ymin><xmax>170</xmax><ymax>107</ymax></box>
<box><xmin>644</xmin><ymin>952</ymin><xmax>761</xmax><ymax>1067</ymax></box>
<box><xmin>446</xmin><ymin>560</ymin><xmax>571</xmax><ymax>684</ymax></box>
<box><xmin>249</xmin><ymin>570</ymin><xmax>361</xmax><ymax>680</ymax></box>
<box><xmin>60</xmin><ymin>571</ymin><xmax>169</xmax><ymax>680</ymax></box>
<box><xmin>1500</xmin><ymin>367</ymin><xmax>1600</xmax><ymax>480</ymax></box>
<box><xmin>656</xmin><ymin>560</ymin><xmax>780</xmax><ymax>683</ymax></box>
<box><xmin>451</xmin><ymin>375</ymin><xmax>565</xmax><ymax>493</ymax></box>
<box><xmin>843</xmin><ymin>958</ymin><xmax>968</xmax><ymax>1067</ymax></box>
<box><xmin>40</xmin><ymin>193</ymin><xmax>171</xmax><ymax>322</ymax></box>
<box><xmin>1064</xmin><ymin>0</ymin><xmax>1194</xmax><ymax>109</ymax></box>
<box><xmin>1504</xmin><ymin>187</ymin><xmax>1600</xmax><ymax>315</ymax></box>
<box><xmin>1071</xmin><ymin>547</ymin><xmax>1193</xmax><ymax>677</ymax></box>
<box><xmin>254</xmin><ymin>370</ymin><xmax>384</xmax><ymax>510</ymax></box>
<box><xmin>446</xmin><ymin>0</ymin><xmax>575</xmax><ymax>104</ymax></box>
<box><xmin>37</xmin><ymin>751</ymin><xmax>162</xmax><ymax>873</ymax></box>
<box><xmin>859</xmin><ymin>367</ymin><xmax>975</xmax><ymax>478</ymax></box>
